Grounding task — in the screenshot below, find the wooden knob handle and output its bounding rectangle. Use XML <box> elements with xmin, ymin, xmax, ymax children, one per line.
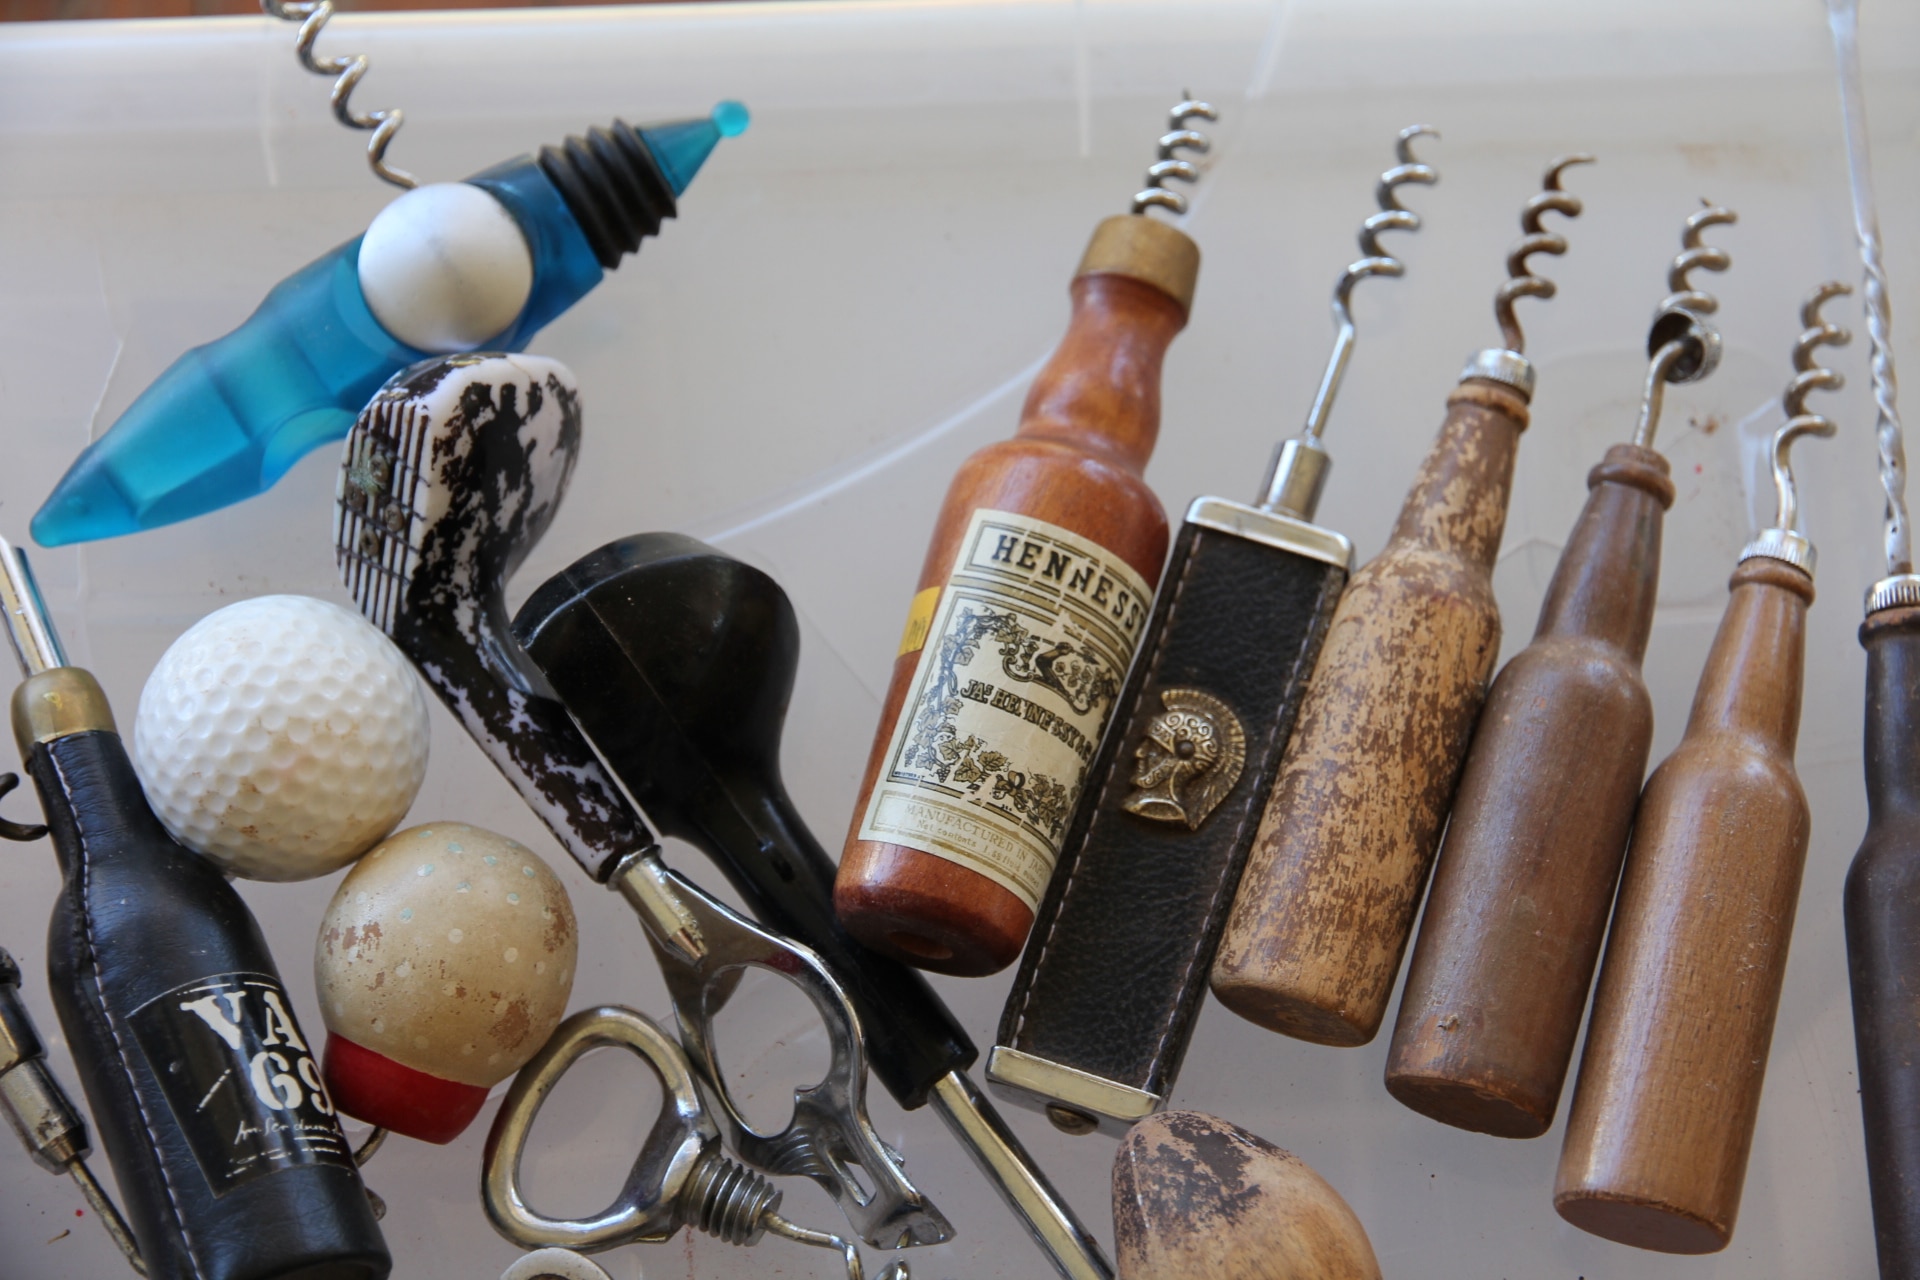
<box><xmin>1845</xmin><ymin>604</ymin><xmax>1920</xmax><ymax>1276</ymax></box>
<box><xmin>1211</xmin><ymin>380</ymin><xmax>1527</xmax><ymax>1046</ymax></box>
<box><xmin>1113</xmin><ymin>1110</ymin><xmax>1380</xmax><ymax>1280</ymax></box>
<box><xmin>1556</xmin><ymin>555</ymin><xmax>1813</xmax><ymax>1253</ymax></box>
<box><xmin>1387</xmin><ymin>444</ymin><xmax>1672</xmax><ymax>1136</ymax></box>
<box><xmin>836</xmin><ymin>266</ymin><xmax>1180</xmax><ymax>975</ymax></box>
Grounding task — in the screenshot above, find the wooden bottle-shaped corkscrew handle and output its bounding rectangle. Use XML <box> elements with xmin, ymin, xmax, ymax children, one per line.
<box><xmin>834</xmin><ymin>202</ymin><xmax>1197</xmax><ymax>976</ymax></box>
<box><xmin>1209</xmin><ymin>375</ymin><xmax>1526</xmax><ymax>1045</ymax></box>
<box><xmin>1557</xmin><ymin>291</ymin><xmax>1844</xmax><ymax>1252</ymax></box>
<box><xmin>1384</xmin><ymin>217</ymin><xmax>1735</xmax><ymax>1134</ymax></box>
<box><xmin>1847</xmin><ymin>603</ymin><xmax>1920</xmax><ymax>1278</ymax></box>
<box><xmin>1386</xmin><ymin>442</ymin><xmax>1670</xmax><ymax>1134</ymax></box>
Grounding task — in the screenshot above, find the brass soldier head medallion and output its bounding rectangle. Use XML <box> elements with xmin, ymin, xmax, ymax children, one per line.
<box><xmin>1122</xmin><ymin>688</ymin><xmax>1246</xmax><ymax>830</ymax></box>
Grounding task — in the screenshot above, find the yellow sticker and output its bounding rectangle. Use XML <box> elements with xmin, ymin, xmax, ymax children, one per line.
<box><xmin>897</xmin><ymin>586</ymin><xmax>941</xmax><ymax>657</ymax></box>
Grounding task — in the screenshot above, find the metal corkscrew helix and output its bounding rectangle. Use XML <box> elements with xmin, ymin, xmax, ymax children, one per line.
<box><xmin>1493</xmin><ymin>154</ymin><xmax>1595</xmax><ymax>354</ymax></box>
<box><xmin>1257</xmin><ymin>126</ymin><xmax>1436</xmax><ymax>519</ymax></box>
<box><xmin>260</xmin><ymin>0</ymin><xmax>414</xmax><ymax>188</ymax></box>
<box><xmin>1633</xmin><ymin>204</ymin><xmax>1736</xmax><ymax>449</ymax></box>
<box><xmin>1742</xmin><ymin>282</ymin><xmax>1851</xmax><ymax>572</ymax></box>
<box><xmin>1130</xmin><ymin>94</ymin><xmax>1219</xmax><ymax>216</ymax></box>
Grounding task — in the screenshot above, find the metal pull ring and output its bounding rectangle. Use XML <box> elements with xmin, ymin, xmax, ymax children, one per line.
<box><xmin>0</xmin><ymin>774</ymin><xmax>47</xmax><ymax>842</ymax></box>
<box><xmin>484</xmin><ymin>1006</ymin><xmax>717</xmax><ymax>1252</ymax></box>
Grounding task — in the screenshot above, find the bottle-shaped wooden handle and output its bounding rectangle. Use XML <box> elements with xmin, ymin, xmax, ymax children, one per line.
<box><xmin>1846</xmin><ymin>602</ymin><xmax>1920</xmax><ymax>1279</ymax></box>
<box><xmin>1555</xmin><ymin>555</ymin><xmax>1812</xmax><ymax>1253</ymax></box>
<box><xmin>835</xmin><ymin>216</ymin><xmax>1188</xmax><ymax>976</ymax></box>
<box><xmin>1210</xmin><ymin>377</ymin><xmax>1527</xmax><ymax>1045</ymax></box>
<box><xmin>1385</xmin><ymin>442</ymin><xmax>1672</xmax><ymax>1136</ymax></box>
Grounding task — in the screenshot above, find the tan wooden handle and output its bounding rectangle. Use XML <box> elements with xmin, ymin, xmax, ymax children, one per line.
<box><xmin>1210</xmin><ymin>379</ymin><xmax>1528</xmax><ymax>1047</ymax></box>
<box><xmin>1386</xmin><ymin>443</ymin><xmax>1672</xmax><ymax>1137</ymax></box>
<box><xmin>1555</xmin><ymin>555</ymin><xmax>1813</xmax><ymax>1254</ymax></box>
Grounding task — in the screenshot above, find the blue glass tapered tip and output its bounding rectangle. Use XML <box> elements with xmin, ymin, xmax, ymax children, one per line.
<box><xmin>639</xmin><ymin>100</ymin><xmax>750</xmax><ymax>197</ymax></box>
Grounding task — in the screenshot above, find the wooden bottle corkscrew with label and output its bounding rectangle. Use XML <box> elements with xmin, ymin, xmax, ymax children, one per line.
<box><xmin>1209</xmin><ymin>157</ymin><xmax>1590</xmax><ymax>1047</ymax></box>
<box><xmin>1555</xmin><ymin>284</ymin><xmax>1847</xmax><ymax>1253</ymax></box>
<box><xmin>1385</xmin><ymin>207</ymin><xmax>1734</xmax><ymax>1138</ymax></box>
<box><xmin>835</xmin><ymin>97</ymin><xmax>1214</xmax><ymax>976</ymax></box>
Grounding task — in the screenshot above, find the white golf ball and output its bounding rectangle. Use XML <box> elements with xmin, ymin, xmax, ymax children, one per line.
<box><xmin>133</xmin><ymin>595</ymin><xmax>431</xmax><ymax>882</ymax></box>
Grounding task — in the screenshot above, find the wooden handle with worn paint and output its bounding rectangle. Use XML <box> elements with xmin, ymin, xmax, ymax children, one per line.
<box><xmin>1112</xmin><ymin>1110</ymin><xmax>1381</xmax><ymax>1280</ymax></box>
<box><xmin>836</xmin><ymin>217</ymin><xmax>1188</xmax><ymax>977</ymax></box>
<box><xmin>1210</xmin><ymin>378</ymin><xmax>1527</xmax><ymax>1046</ymax></box>
<box><xmin>1386</xmin><ymin>442</ymin><xmax>1672</xmax><ymax>1136</ymax></box>
<box><xmin>1555</xmin><ymin>554</ymin><xmax>1812</xmax><ymax>1254</ymax></box>
<box><xmin>1845</xmin><ymin>603</ymin><xmax>1920</xmax><ymax>1279</ymax></box>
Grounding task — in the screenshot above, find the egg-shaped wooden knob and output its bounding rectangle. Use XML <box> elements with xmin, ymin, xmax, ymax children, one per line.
<box><xmin>314</xmin><ymin>822</ymin><xmax>578</xmax><ymax>1143</ymax></box>
<box><xmin>1113</xmin><ymin>1111</ymin><xmax>1381</xmax><ymax>1280</ymax></box>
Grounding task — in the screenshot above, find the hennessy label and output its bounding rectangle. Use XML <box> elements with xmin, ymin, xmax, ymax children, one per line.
<box><xmin>128</xmin><ymin>972</ymin><xmax>354</xmax><ymax>1196</ymax></box>
<box><xmin>860</xmin><ymin>509</ymin><xmax>1152</xmax><ymax>910</ymax></box>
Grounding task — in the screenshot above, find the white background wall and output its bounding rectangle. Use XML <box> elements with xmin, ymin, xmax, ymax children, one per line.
<box><xmin>1</xmin><ymin>0</ymin><xmax>1916</xmax><ymax>1275</ymax></box>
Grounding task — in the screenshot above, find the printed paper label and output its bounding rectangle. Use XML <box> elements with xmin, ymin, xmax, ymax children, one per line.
<box><xmin>128</xmin><ymin>972</ymin><xmax>354</xmax><ymax>1197</ymax></box>
<box><xmin>860</xmin><ymin>509</ymin><xmax>1152</xmax><ymax>910</ymax></box>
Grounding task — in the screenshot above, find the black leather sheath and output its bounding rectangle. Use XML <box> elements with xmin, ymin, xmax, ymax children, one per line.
<box><xmin>990</xmin><ymin>499</ymin><xmax>1349</xmax><ymax>1131</ymax></box>
<box><xmin>31</xmin><ymin>729</ymin><xmax>389</xmax><ymax>1280</ymax></box>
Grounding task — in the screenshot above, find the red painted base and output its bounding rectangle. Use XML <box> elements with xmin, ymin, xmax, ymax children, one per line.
<box><xmin>323</xmin><ymin>1034</ymin><xmax>489</xmax><ymax>1145</ymax></box>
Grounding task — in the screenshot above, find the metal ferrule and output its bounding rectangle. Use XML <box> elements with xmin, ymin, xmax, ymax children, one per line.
<box><xmin>11</xmin><ymin>668</ymin><xmax>116</xmax><ymax>755</ymax></box>
<box><xmin>1867</xmin><ymin>573</ymin><xmax>1920</xmax><ymax>615</ymax></box>
<box><xmin>1260</xmin><ymin>438</ymin><xmax>1332</xmax><ymax>522</ymax></box>
<box><xmin>1460</xmin><ymin>348</ymin><xmax>1535</xmax><ymax>401</ymax></box>
<box><xmin>1740</xmin><ymin>528</ymin><xmax>1817</xmax><ymax>577</ymax></box>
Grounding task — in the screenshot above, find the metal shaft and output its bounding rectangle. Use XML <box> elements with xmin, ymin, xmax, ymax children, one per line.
<box><xmin>928</xmin><ymin>1071</ymin><xmax>1113</xmax><ymax>1280</ymax></box>
<box><xmin>1829</xmin><ymin>0</ymin><xmax>1910</xmax><ymax>576</ymax></box>
<box><xmin>0</xmin><ymin>536</ymin><xmax>66</xmax><ymax>677</ymax></box>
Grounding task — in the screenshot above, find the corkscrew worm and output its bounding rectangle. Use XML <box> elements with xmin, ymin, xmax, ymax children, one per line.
<box><xmin>1634</xmin><ymin>205</ymin><xmax>1736</xmax><ymax>448</ymax></box>
<box><xmin>261</xmin><ymin>0</ymin><xmax>414</xmax><ymax>188</ymax></box>
<box><xmin>1764</xmin><ymin>282</ymin><xmax>1852</xmax><ymax>539</ymax></box>
<box><xmin>1493</xmin><ymin>154</ymin><xmax>1594</xmax><ymax>354</ymax></box>
<box><xmin>1131</xmin><ymin>95</ymin><xmax>1219</xmax><ymax>217</ymax></box>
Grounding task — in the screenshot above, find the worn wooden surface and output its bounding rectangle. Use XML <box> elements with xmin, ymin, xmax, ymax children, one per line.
<box><xmin>1210</xmin><ymin>379</ymin><xmax>1527</xmax><ymax>1046</ymax></box>
<box><xmin>1555</xmin><ymin>554</ymin><xmax>1813</xmax><ymax>1253</ymax></box>
<box><xmin>1113</xmin><ymin>1110</ymin><xmax>1382</xmax><ymax>1280</ymax></box>
<box><xmin>1386</xmin><ymin>442</ymin><xmax>1672</xmax><ymax>1137</ymax></box>
<box><xmin>1846</xmin><ymin>605</ymin><xmax>1920</xmax><ymax>1280</ymax></box>
<box><xmin>834</xmin><ymin>267</ymin><xmax>1179</xmax><ymax>975</ymax></box>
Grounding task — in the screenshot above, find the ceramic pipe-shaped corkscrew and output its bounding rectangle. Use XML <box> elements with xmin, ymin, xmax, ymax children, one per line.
<box><xmin>1556</xmin><ymin>285</ymin><xmax>1847</xmax><ymax>1253</ymax></box>
<box><xmin>1385</xmin><ymin>208</ymin><xmax>1735</xmax><ymax>1137</ymax></box>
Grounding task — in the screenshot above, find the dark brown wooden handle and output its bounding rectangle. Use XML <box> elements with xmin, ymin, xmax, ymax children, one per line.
<box><xmin>835</xmin><ymin>266</ymin><xmax>1180</xmax><ymax>976</ymax></box>
<box><xmin>1556</xmin><ymin>555</ymin><xmax>1813</xmax><ymax>1254</ymax></box>
<box><xmin>1387</xmin><ymin>443</ymin><xmax>1673</xmax><ymax>1137</ymax></box>
<box><xmin>1845</xmin><ymin>604</ymin><xmax>1920</xmax><ymax>1279</ymax></box>
<box><xmin>1113</xmin><ymin>1110</ymin><xmax>1381</xmax><ymax>1280</ymax></box>
<box><xmin>1210</xmin><ymin>380</ymin><xmax>1527</xmax><ymax>1047</ymax></box>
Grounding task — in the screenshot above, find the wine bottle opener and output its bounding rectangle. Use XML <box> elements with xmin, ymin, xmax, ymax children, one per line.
<box><xmin>1212</xmin><ymin>155</ymin><xmax>1592</xmax><ymax>1047</ymax></box>
<box><xmin>332</xmin><ymin>355</ymin><xmax>948</xmax><ymax>1254</ymax></box>
<box><xmin>1387</xmin><ymin>206</ymin><xmax>1734</xmax><ymax>1138</ymax></box>
<box><xmin>1557</xmin><ymin>285</ymin><xmax>1846</xmax><ymax>1253</ymax></box>
<box><xmin>486</xmin><ymin>1006</ymin><xmax>904</xmax><ymax>1280</ymax></box>
<box><xmin>987</xmin><ymin>127</ymin><xmax>1437</xmax><ymax>1136</ymax></box>
<box><xmin>511</xmin><ymin>533</ymin><xmax>1118</xmax><ymax>1280</ymax></box>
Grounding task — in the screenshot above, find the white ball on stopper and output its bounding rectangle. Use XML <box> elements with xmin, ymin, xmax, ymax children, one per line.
<box><xmin>357</xmin><ymin>183</ymin><xmax>534</xmax><ymax>353</ymax></box>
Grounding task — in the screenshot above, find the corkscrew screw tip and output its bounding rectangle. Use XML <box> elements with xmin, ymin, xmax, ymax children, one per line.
<box><xmin>261</xmin><ymin>0</ymin><xmax>413</xmax><ymax>189</ymax></box>
<box><xmin>1130</xmin><ymin>93</ymin><xmax>1218</xmax><ymax>217</ymax></box>
<box><xmin>1492</xmin><ymin>153</ymin><xmax>1592</xmax><ymax>355</ymax></box>
<box><xmin>1633</xmin><ymin>203</ymin><xmax>1736</xmax><ymax>449</ymax></box>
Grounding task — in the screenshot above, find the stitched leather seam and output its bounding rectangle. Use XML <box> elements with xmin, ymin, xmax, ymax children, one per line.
<box><xmin>1009</xmin><ymin>532</ymin><xmax>1203</xmax><ymax>1047</ymax></box>
<box><xmin>51</xmin><ymin>750</ymin><xmax>208</xmax><ymax>1280</ymax></box>
<box><xmin>1142</xmin><ymin>565</ymin><xmax>1347</xmax><ymax>1075</ymax></box>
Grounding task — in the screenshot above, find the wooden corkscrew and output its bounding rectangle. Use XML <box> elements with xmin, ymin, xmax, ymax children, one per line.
<box><xmin>1385</xmin><ymin>206</ymin><xmax>1735</xmax><ymax>1137</ymax></box>
<box><xmin>835</xmin><ymin>96</ymin><xmax>1215</xmax><ymax>976</ymax></box>
<box><xmin>1555</xmin><ymin>283</ymin><xmax>1849</xmax><ymax>1253</ymax></box>
<box><xmin>1210</xmin><ymin>154</ymin><xmax>1591</xmax><ymax>1047</ymax></box>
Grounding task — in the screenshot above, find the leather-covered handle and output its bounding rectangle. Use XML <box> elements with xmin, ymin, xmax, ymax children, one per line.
<box><xmin>1846</xmin><ymin>604</ymin><xmax>1920</xmax><ymax>1279</ymax></box>
<box><xmin>1387</xmin><ymin>443</ymin><xmax>1672</xmax><ymax>1137</ymax></box>
<box><xmin>993</xmin><ymin>520</ymin><xmax>1345</xmax><ymax>1125</ymax></box>
<box><xmin>31</xmin><ymin>726</ymin><xmax>388</xmax><ymax>1280</ymax></box>
<box><xmin>1211</xmin><ymin>380</ymin><xmax>1527</xmax><ymax>1048</ymax></box>
<box><xmin>1555</xmin><ymin>556</ymin><xmax>1813</xmax><ymax>1254</ymax></box>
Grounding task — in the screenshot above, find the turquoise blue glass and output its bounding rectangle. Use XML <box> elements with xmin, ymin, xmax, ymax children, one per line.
<box><xmin>32</xmin><ymin>102</ymin><xmax>747</xmax><ymax>547</ymax></box>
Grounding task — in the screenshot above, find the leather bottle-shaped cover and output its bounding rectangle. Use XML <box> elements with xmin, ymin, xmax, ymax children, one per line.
<box><xmin>33</xmin><ymin>730</ymin><xmax>389</xmax><ymax>1280</ymax></box>
<box><xmin>995</xmin><ymin>521</ymin><xmax>1346</xmax><ymax>1116</ymax></box>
